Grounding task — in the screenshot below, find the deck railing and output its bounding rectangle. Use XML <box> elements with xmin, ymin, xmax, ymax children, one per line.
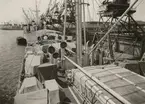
<box><xmin>64</xmin><ymin>56</ymin><xmax>131</xmax><ymax>104</ymax></box>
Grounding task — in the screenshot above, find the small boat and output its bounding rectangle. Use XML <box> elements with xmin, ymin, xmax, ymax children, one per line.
<box><xmin>16</xmin><ymin>36</ymin><xmax>27</xmax><ymax>46</ymax></box>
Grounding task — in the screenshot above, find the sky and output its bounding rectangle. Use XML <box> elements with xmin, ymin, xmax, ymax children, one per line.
<box><xmin>0</xmin><ymin>0</ymin><xmax>50</xmax><ymax>23</ymax></box>
<box><xmin>0</xmin><ymin>0</ymin><xmax>145</xmax><ymax>23</ymax></box>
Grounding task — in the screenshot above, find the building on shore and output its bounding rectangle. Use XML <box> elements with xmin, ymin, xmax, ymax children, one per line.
<box><xmin>0</xmin><ymin>23</ymin><xmax>23</xmax><ymax>30</ymax></box>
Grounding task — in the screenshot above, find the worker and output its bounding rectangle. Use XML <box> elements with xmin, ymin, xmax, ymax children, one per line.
<box><xmin>95</xmin><ymin>49</ymin><xmax>100</xmax><ymax>65</ymax></box>
<box><xmin>99</xmin><ymin>46</ymin><xmax>105</xmax><ymax>65</ymax></box>
<box><xmin>103</xmin><ymin>48</ymin><xmax>110</xmax><ymax>64</ymax></box>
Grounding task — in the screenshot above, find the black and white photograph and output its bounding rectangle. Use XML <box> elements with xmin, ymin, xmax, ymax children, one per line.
<box><xmin>0</xmin><ymin>0</ymin><xmax>145</xmax><ymax>104</ymax></box>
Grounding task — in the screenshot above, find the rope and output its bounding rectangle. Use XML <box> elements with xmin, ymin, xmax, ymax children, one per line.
<box><xmin>134</xmin><ymin>0</ymin><xmax>144</xmax><ymax>9</ymax></box>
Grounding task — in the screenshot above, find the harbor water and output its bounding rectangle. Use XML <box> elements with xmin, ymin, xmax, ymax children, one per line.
<box><xmin>0</xmin><ymin>30</ymin><xmax>25</xmax><ymax>104</ymax></box>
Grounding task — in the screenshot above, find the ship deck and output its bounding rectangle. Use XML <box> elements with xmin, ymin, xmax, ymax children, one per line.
<box><xmin>72</xmin><ymin>64</ymin><xmax>145</xmax><ymax>104</ymax></box>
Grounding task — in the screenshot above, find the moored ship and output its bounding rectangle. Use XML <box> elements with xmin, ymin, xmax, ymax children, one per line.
<box><xmin>14</xmin><ymin>0</ymin><xmax>145</xmax><ymax>104</ymax></box>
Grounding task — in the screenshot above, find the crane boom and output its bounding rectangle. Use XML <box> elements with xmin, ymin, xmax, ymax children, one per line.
<box><xmin>22</xmin><ymin>8</ymin><xmax>31</xmax><ymax>23</ymax></box>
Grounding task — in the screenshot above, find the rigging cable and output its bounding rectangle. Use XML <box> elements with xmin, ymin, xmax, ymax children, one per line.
<box><xmin>134</xmin><ymin>0</ymin><xmax>144</xmax><ymax>9</ymax></box>
<box><xmin>94</xmin><ymin>0</ymin><xmax>101</xmax><ymax>6</ymax></box>
<box><xmin>99</xmin><ymin>0</ymin><xmax>102</xmax><ymax>4</ymax></box>
<box><xmin>29</xmin><ymin>8</ymin><xmax>35</xmax><ymax>20</ymax></box>
<box><xmin>91</xmin><ymin>0</ymin><xmax>100</xmax><ymax>21</ymax></box>
<box><xmin>92</xmin><ymin>0</ymin><xmax>95</xmax><ymax>21</ymax></box>
<box><xmin>86</xmin><ymin>5</ymin><xmax>91</xmax><ymax>21</ymax></box>
<box><xmin>38</xmin><ymin>0</ymin><xmax>42</xmax><ymax>9</ymax></box>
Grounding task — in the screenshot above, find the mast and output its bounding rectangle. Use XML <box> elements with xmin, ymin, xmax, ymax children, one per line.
<box><xmin>61</xmin><ymin>0</ymin><xmax>67</xmax><ymax>70</ymax></box>
<box><xmin>35</xmin><ymin>0</ymin><xmax>39</xmax><ymax>24</ymax></box>
<box><xmin>82</xmin><ymin>0</ymin><xmax>86</xmax><ymax>52</ymax></box>
<box><xmin>63</xmin><ymin>0</ymin><xmax>67</xmax><ymax>40</ymax></box>
<box><xmin>46</xmin><ymin>0</ymin><xmax>52</xmax><ymax>16</ymax></box>
<box><xmin>76</xmin><ymin>0</ymin><xmax>82</xmax><ymax>66</ymax></box>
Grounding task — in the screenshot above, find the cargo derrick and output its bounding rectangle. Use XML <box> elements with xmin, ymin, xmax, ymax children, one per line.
<box><xmin>61</xmin><ymin>0</ymin><xmax>76</xmax><ymax>38</ymax></box>
<box><xmin>93</xmin><ymin>0</ymin><xmax>145</xmax><ymax>61</ymax></box>
<box><xmin>63</xmin><ymin>0</ymin><xmax>145</xmax><ymax>104</ymax></box>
